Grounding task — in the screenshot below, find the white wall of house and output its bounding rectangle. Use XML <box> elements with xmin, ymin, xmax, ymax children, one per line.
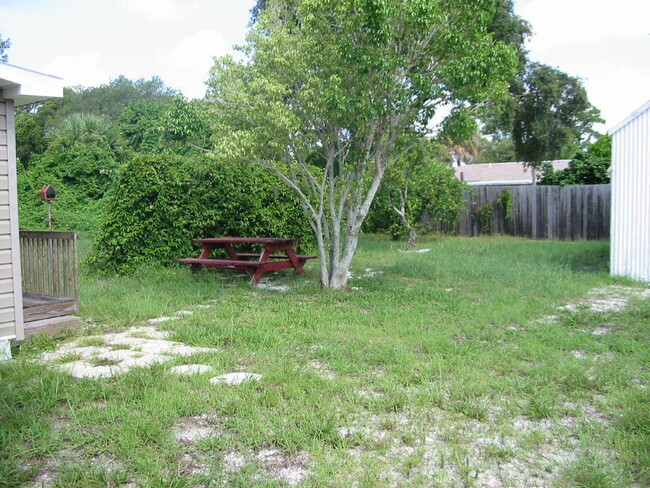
<box><xmin>0</xmin><ymin>64</ymin><xmax>63</xmax><ymax>357</ymax></box>
<box><xmin>0</xmin><ymin>98</ymin><xmax>22</xmax><ymax>344</ymax></box>
<box><xmin>610</xmin><ymin>100</ymin><xmax>650</xmax><ymax>283</ymax></box>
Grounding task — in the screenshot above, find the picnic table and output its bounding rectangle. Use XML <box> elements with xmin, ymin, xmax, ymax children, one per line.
<box><xmin>178</xmin><ymin>237</ymin><xmax>317</xmax><ymax>284</ymax></box>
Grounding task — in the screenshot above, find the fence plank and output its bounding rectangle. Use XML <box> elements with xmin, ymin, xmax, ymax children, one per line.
<box><xmin>437</xmin><ymin>184</ymin><xmax>610</xmax><ymax>240</ymax></box>
<box><xmin>19</xmin><ymin>231</ymin><xmax>79</xmax><ymax>300</ymax></box>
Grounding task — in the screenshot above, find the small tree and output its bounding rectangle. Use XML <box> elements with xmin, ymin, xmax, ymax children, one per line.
<box><xmin>205</xmin><ymin>0</ymin><xmax>517</xmax><ymax>288</ymax></box>
<box><xmin>383</xmin><ymin>134</ymin><xmax>464</xmax><ymax>246</ymax></box>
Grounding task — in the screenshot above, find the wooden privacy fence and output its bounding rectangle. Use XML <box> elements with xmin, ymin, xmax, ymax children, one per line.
<box><xmin>19</xmin><ymin>231</ymin><xmax>79</xmax><ymax>300</ymax></box>
<box><xmin>452</xmin><ymin>184</ymin><xmax>611</xmax><ymax>240</ymax></box>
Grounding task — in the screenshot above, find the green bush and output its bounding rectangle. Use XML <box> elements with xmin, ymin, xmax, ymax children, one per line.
<box><xmin>540</xmin><ymin>135</ymin><xmax>611</xmax><ymax>186</ymax></box>
<box><xmin>17</xmin><ymin>143</ymin><xmax>115</xmax><ymax>233</ymax></box>
<box><xmin>87</xmin><ymin>154</ymin><xmax>314</xmax><ymax>273</ymax></box>
<box><xmin>365</xmin><ymin>161</ymin><xmax>465</xmax><ymax>237</ymax></box>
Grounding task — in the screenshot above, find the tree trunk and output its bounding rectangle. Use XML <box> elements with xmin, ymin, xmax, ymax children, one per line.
<box><xmin>407</xmin><ymin>227</ymin><xmax>417</xmax><ymax>248</ymax></box>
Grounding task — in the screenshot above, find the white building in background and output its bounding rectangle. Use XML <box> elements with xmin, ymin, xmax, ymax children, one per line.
<box><xmin>610</xmin><ymin>100</ymin><xmax>650</xmax><ymax>283</ymax></box>
<box><xmin>454</xmin><ymin>160</ymin><xmax>570</xmax><ymax>186</ymax></box>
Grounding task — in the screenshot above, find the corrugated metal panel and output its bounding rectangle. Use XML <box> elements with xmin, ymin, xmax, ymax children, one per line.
<box><xmin>611</xmin><ymin>101</ymin><xmax>650</xmax><ymax>282</ymax></box>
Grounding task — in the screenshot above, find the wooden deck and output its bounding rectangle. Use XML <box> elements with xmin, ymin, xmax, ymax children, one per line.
<box><xmin>19</xmin><ymin>231</ymin><xmax>81</xmax><ymax>337</ymax></box>
<box><xmin>23</xmin><ymin>292</ymin><xmax>80</xmax><ymax>336</ymax></box>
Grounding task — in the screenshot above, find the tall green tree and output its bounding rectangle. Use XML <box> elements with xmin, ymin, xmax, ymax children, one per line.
<box><xmin>15</xmin><ymin>76</ymin><xmax>177</xmax><ymax>164</ymax></box>
<box><xmin>0</xmin><ymin>34</ymin><xmax>9</xmax><ymax>62</ymax></box>
<box><xmin>511</xmin><ymin>62</ymin><xmax>602</xmax><ymax>167</ymax></box>
<box><xmin>206</xmin><ymin>0</ymin><xmax>517</xmax><ymax>288</ymax></box>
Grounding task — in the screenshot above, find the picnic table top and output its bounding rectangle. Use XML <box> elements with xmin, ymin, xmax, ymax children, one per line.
<box><xmin>193</xmin><ymin>237</ymin><xmax>301</xmax><ymax>245</ymax></box>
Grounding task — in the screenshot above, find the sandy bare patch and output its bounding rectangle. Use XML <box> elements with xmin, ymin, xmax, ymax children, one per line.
<box><xmin>209</xmin><ymin>372</ymin><xmax>262</xmax><ymax>385</ymax></box>
<box><xmin>173</xmin><ymin>414</ymin><xmax>221</xmax><ymax>444</ymax></box>
<box><xmin>307</xmin><ymin>360</ymin><xmax>336</xmax><ymax>380</ymax></box>
<box><xmin>256</xmin><ymin>283</ymin><xmax>291</xmax><ymax>291</ymax></box>
<box><xmin>21</xmin><ymin>453</ymin><xmax>125</xmax><ymax>488</ymax></box>
<box><xmin>591</xmin><ymin>326</ymin><xmax>613</xmax><ymax>336</ymax></box>
<box><xmin>221</xmin><ymin>448</ymin><xmax>311</xmax><ymax>486</ymax></box>
<box><xmin>398</xmin><ymin>248</ymin><xmax>431</xmax><ymax>254</ymax></box>
<box><xmin>330</xmin><ymin>397</ymin><xmax>618</xmax><ymax>488</ymax></box>
<box><xmin>358</xmin><ymin>268</ymin><xmax>384</xmax><ymax>279</ymax></box>
<box><xmin>559</xmin><ymin>285</ymin><xmax>650</xmax><ymax>313</ymax></box>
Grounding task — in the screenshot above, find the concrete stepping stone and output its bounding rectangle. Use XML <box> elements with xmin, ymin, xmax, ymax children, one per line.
<box><xmin>41</xmin><ymin>325</ymin><xmax>219</xmax><ymax>379</ymax></box>
<box><xmin>148</xmin><ymin>316</ymin><xmax>180</xmax><ymax>324</ymax></box>
<box><xmin>209</xmin><ymin>372</ymin><xmax>262</xmax><ymax>385</ymax></box>
<box><xmin>169</xmin><ymin>364</ymin><xmax>213</xmax><ymax>375</ymax></box>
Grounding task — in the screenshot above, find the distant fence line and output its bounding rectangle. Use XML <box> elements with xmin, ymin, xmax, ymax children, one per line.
<box><xmin>433</xmin><ymin>184</ymin><xmax>611</xmax><ymax>240</ymax></box>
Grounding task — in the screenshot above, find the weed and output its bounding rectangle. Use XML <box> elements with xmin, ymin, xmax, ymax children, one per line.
<box><xmin>3</xmin><ymin>236</ymin><xmax>648</xmax><ymax>487</ymax></box>
<box><xmin>76</xmin><ymin>337</ymin><xmax>106</xmax><ymax>348</ymax></box>
<box><xmin>87</xmin><ymin>357</ymin><xmax>120</xmax><ymax>367</ymax></box>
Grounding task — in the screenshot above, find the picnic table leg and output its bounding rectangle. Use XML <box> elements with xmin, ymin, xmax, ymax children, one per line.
<box><xmin>250</xmin><ymin>247</ymin><xmax>271</xmax><ymax>284</ymax></box>
<box><xmin>285</xmin><ymin>247</ymin><xmax>305</xmax><ymax>275</ymax></box>
<box><xmin>198</xmin><ymin>244</ymin><xmax>212</xmax><ymax>259</ymax></box>
<box><xmin>224</xmin><ymin>243</ymin><xmax>239</xmax><ymax>260</ymax></box>
<box><xmin>191</xmin><ymin>244</ymin><xmax>213</xmax><ymax>271</ymax></box>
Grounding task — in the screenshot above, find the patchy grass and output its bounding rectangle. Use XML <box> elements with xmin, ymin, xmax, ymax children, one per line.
<box><xmin>1</xmin><ymin>235</ymin><xmax>649</xmax><ymax>487</ymax></box>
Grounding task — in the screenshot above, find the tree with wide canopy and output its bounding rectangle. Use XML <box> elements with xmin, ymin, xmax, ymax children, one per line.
<box><xmin>205</xmin><ymin>0</ymin><xmax>518</xmax><ymax>288</ymax></box>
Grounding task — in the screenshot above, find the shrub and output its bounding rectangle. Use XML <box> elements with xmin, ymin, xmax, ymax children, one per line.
<box><xmin>540</xmin><ymin>135</ymin><xmax>611</xmax><ymax>186</ymax></box>
<box><xmin>17</xmin><ymin>143</ymin><xmax>115</xmax><ymax>233</ymax></box>
<box><xmin>87</xmin><ymin>154</ymin><xmax>314</xmax><ymax>273</ymax></box>
<box><xmin>365</xmin><ymin>161</ymin><xmax>465</xmax><ymax>238</ymax></box>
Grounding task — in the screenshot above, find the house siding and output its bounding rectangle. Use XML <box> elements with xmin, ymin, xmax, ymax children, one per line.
<box><xmin>611</xmin><ymin>102</ymin><xmax>650</xmax><ymax>282</ymax></box>
<box><xmin>0</xmin><ymin>99</ymin><xmax>22</xmax><ymax>341</ymax></box>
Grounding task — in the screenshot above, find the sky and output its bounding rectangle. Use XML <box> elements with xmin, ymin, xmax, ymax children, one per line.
<box><xmin>1</xmin><ymin>0</ymin><xmax>648</xmax><ymax>132</ymax></box>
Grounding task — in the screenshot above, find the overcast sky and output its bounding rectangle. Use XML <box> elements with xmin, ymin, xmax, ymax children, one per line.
<box><xmin>1</xmin><ymin>0</ymin><xmax>648</xmax><ymax>131</ymax></box>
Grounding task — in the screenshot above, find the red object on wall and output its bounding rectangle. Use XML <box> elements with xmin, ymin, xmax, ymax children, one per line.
<box><xmin>39</xmin><ymin>185</ymin><xmax>56</xmax><ymax>201</ymax></box>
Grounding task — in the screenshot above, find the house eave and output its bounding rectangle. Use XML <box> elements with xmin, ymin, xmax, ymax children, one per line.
<box><xmin>0</xmin><ymin>62</ymin><xmax>64</xmax><ymax>106</ymax></box>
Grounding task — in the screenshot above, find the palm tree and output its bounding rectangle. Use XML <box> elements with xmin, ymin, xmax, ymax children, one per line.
<box><xmin>49</xmin><ymin>113</ymin><xmax>122</xmax><ymax>153</ymax></box>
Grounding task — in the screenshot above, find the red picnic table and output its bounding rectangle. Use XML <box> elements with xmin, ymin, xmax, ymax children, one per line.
<box><xmin>178</xmin><ymin>237</ymin><xmax>317</xmax><ymax>284</ymax></box>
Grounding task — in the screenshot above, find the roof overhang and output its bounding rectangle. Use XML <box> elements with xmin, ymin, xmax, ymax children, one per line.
<box><xmin>609</xmin><ymin>99</ymin><xmax>650</xmax><ymax>135</ymax></box>
<box><xmin>0</xmin><ymin>62</ymin><xmax>64</xmax><ymax>106</ymax></box>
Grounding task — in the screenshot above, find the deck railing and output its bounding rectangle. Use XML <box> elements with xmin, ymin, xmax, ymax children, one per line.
<box><xmin>19</xmin><ymin>231</ymin><xmax>79</xmax><ymax>301</ymax></box>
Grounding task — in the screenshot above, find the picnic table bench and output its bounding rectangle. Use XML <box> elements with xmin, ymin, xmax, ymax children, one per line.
<box><xmin>178</xmin><ymin>237</ymin><xmax>316</xmax><ymax>284</ymax></box>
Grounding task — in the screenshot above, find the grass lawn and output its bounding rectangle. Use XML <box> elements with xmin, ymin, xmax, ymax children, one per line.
<box><xmin>1</xmin><ymin>235</ymin><xmax>649</xmax><ymax>487</ymax></box>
